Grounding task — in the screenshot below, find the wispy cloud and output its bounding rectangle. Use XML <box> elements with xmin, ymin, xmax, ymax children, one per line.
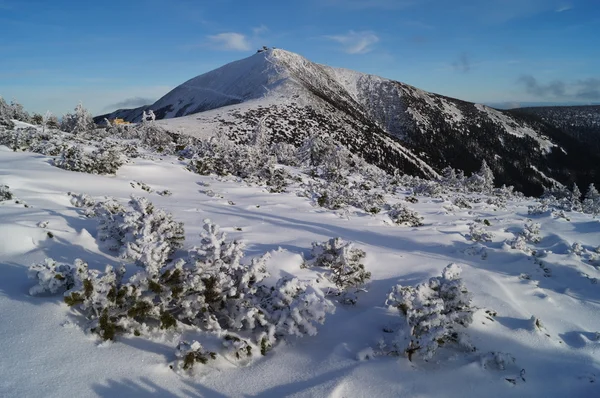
<box><xmin>517</xmin><ymin>75</ymin><xmax>600</xmax><ymax>100</ymax></box>
<box><xmin>325</xmin><ymin>30</ymin><xmax>379</xmax><ymax>54</ymax></box>
<box><xmin>252</xmin><ymin>24</ymin><xmax>269</xmax><ymax>35</ymax></box>
<box><xmin>323</xmin><ymin>0</ymin><xmax>416</xmax><ymax>9</ymax></box>
<box><xmin>452</xmin><ymin>52</ymin><xmax>471</xmax><ymax>73</ymax></box>
<box><xmin>104</xmin><ymin>97</ymin><xmax>155</xmax><ymax>111</ymax></box>
<box><xmin>206</xmin><ymin>32</ymin><xmax>252</xmax><ymax>51</ymax></box>
<box><xmin>555</xmin><ymin>4</ymin><xmax>573</xmax><ymax>12</ymax></box>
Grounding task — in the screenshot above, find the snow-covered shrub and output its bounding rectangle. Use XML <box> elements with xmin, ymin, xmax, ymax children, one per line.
<box><xmin>0</xmin><ymin>127</ymin><xmax>68</xmax><ymax>156</ymax></box>
<box><xmin>68</xmin><ymin>192</ymin><xmax>96</xmax><ymax>209</ymax></box>
<box><xmin>271</xmin><ymin>142</ymin><xmax>300</xmax><ymax>166</ymax></box>
<box><xmin>528</xmin><ymin>201</ymin><xmax>549</xmax><ymax>215</ymax></box>
<box><xmin>93</xmin><ymin>196</ymin><xmax>184</xmax><ymax>272</ymax></box>
<box><xmin>53</xmin><ymin>144</ymin><xmax>124</xmax><ymax>175</ymax></box>
<box><xmin>0</xmin><ymin>184</ymin><xmax>13</xmax><ymax>201</ymax></box>
<box><xmin>186</xmin><ymin>136</ymin><xmax>277</xmax><ymax>186</ymax></box>
<box><xmin>172</xmin><ymin>341</ymin><xmax>217</xmax><ymax>372</ymax></box>
<box><xmin>28</xmin><ymin>258</ymin><xmax>84</xmax><ymax>295</ymax></box>
<box><xmin>452</xmin><ymin>196</ymin><xmax>472</xmax><ymax>209</ymax></box>
<box><xmin>522</xmin><ymin>221</ymin><xmax>541</xmax><ymax>244</ymax></box>
<box><xmin>388</xmin><ymin>203</ymin><xmax>424</xmax><ymax>227</ymax></box>
<box><xmin>258</xmin><ymin>276</ymin><xmax>335</xmax><ymax>339</ymax></box>
<box><xmin>570</xmin><ymin>184</ymin><xmax>583</xmax><ymax>212</ymax></box>
<box><xmin>466</xmin><ymin>161</ymin><xmax>495</xmax><ymax>193</ymax></box>
<box><xmin>570</xmin><ymin>242</ymin><xmax>584</xmax><ymax>256</ymax></box>
<box><xmin>263</xmin><ymin>166</ymin><xmax>291</xmax><ymax>193</ymax></box>
<box><xmin>304</xmin><ymin>179</ymin><xmax>386</xmax><ymax>213</ymax></box>
<box><xmin>583</xmin><ymin>184</ymin><xmax>600</xmax><ymax>216</ymax></box>
<box><xmin>28</xmin><ymin>223</ymin><xmax>335</xmax><ymax>358</ymax></box>
<box><xmin>61</xmin><ymin>103</ymin><xmax>95</xmax><ymax>134</ymax></box>
<box><xmin>385</xmin><ymin>264</ymin><xmax>474</xmax><ymax>360</ymax></box>
<box><xmin>307</xmin><ymin>238</ymin><xmax>370</xmax><ymax>303</ymax></box>
<box><xmin>412</xmin><ymin>180</ymin><xmax>443</xmax><ymax>197</ymax></box>
<box><xmin>0</xmin><ymin>97</ymin><xmax>16</xmax><ymax>129</ymax></box>
<box><xmin>468</xmin><ymin>222</ymin><xmax>493</xmax><ymax>242</ymax></box>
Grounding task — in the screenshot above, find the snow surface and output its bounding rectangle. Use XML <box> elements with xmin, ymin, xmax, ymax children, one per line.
<box><xmin>1</xmin><ymin>135</ymin><xmax>600</xmax><ymax>397</ymax></box>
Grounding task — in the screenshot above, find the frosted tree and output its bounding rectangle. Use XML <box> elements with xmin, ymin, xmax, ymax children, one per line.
<box><xmin>61</xmin><ymin>103</ymin><xmax>95</xmax><ymax>134</ymax></box>
<box><xmin>386</xmin><ymin>264</ymin><xmax>474</xmax><ymax>360</ymax></box>
<box><xmin>571</xmin><ymin>183</ymin><xmax>583</xmax><ymax>212</ymax></box>
<box><xmin>467</xmin><ymin>160</ymin><xmax>494</xmax><ymax>193</ymax></box>
<box><xmin>583</xmin><ymin>184</ymin><xmax>600</xmax><ymax>215</ymax></box>
<box><xmin>9</xmin><ymin>99</ymin><xmax>30</xmax><ymax>123</ymax></box>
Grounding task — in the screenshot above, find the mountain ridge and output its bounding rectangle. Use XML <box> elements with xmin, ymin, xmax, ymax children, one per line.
<box><xmin>95</xmin><ymin>49</ymin><xmax>600</xmax><ymax>196</ymax></box>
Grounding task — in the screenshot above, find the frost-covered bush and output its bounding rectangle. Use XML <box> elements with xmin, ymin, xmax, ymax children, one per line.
<box><xmin>528</xmin><ymin>201</ymin><xmax>550</xmax><ymax>216</ymax></box>
<box><xmin>583</xmin><ymin>184</ymin><xmax>600</xmax><ymax>216</ymax></box>
<box><xmin>466</xmin><ymin>161</ymin><xmax>495</xmax><ymax>193</ymax></box>
<box><xmin>385</xmin><ymin>264</ymin><xmax>474</xmax><ymax>360</ymax></box>
<box><xmin>468</xmin><ymin>222</ymin><xmax>493</xmax><ymax>242</ymax></box>
<box><xmin>60</xmin><ymin>103</ymin><xmax>95</xmax><ymax>134</ymax></box>
<box><xmin>307</xmin><ymin>238</ymin><xmax>370</xmax><ymax>303</ymax></box>
<box><xmin>29</xmin><ymin>218</ymin><xmax>334</xmax><ymax>364</ymax></box>
<box><xmin>28</xmin><ymin>258</ymin><xmax>84</xmax><ymax>295</ymax></box>
<box><xmin>187</xmin><ymin>136</ymin><xmax>277</xmax><ymax>184</ymax></box>
<box><xmin>0</xmin><ymin>184</ymin><xmax>13</xmax><ymax>201</ymax></box>
<box><xmin>0</xmin><ymin>127</ymin><xmax>68</xmax><ymax>156</ymax></box>
<box><xmin>304</xmin><ymin>179</ymin><xmax>386</xmax><ymax>213</ymax></box>
<box><xmin>452</xmin><ymin>196</ymin><xmax>472</xmax><ymax>209</ymax></box>
<box><xmin>263</xmin><ymin>166</ymin><xmax>291</xmax><ymax>193</ymax></box>
<box><xmin>412</xmin><ymin>180</ymin><xmax>443</xmax><ymax>197</ymax></box>
<box><xmin>388</xmin><ymin>203</ymin><xmax>424</xmax><ymax>227</ymax></box>
<box><xmin>93</xmin><ymin>196</ymin><xmax>184</xmax><ymax>271</ymax></box>
<box><xmin>522</xmin><ymin>221</ymin><xmax>541</xmax><ymax>244</ymax></box>
<box><xmin>172</xmin><ymin>341</ymin><xmax>216</xmax><ymax>372</ymax></box>
<box><xmin>0</xmin><ymin>97</ymin><xmax>16</xmax><ymax>129</ymax></box>
<box><xmin>53</xmin><ymin>144</ymin><xmax>124</xmax><ymax>175</ymax></box>
<box><xmin>271</xmin><ymin>142</ymin><xmax>300</xmax><ymax>166</ymax></box>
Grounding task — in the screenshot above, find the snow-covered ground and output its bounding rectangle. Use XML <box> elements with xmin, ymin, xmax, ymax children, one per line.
<box><xmin>1</xmin><ymin>128</ymin><xmax>600</xmax><ymax>397</ymax></box>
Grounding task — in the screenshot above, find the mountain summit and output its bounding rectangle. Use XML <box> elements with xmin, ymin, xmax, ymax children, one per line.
<box><xmin>97</xmin><ymin>49</ymin><xmax>600</xmax><ymax>195</ymax></box>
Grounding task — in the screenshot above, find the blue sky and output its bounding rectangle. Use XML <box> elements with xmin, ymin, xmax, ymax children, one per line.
<box><xmin>1</xmin><ymin>0</ymin><xmax>598</xmax><ymax>116</ymax></box>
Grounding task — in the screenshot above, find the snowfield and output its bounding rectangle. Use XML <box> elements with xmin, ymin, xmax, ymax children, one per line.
<box><xmin>1</xmin><ymin>122</ymin><xmax>600</xmax><ymax>398</ymax></box>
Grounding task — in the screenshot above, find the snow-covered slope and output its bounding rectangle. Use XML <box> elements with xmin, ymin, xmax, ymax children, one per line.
<box><xmin>2</xmin><ymin>129</ymin><xmax>600</xmax><ymax>397</ymax></box>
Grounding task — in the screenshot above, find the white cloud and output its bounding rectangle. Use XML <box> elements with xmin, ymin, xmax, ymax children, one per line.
<box><xmin>324</xmin><ymin>0</ymin><xmax>415</xmax><ymax>9</ymax></box>
<box><xmin>326</xmin><ymin>30</ymin><xmax>379</xmax><ymax>54</ymax></box>
<box><xmin>207</xmin><ymin>32</ymin><xmax>252</xmax><ymax>51</ymax></box>
<box><xmin>555</xmin><ymin>4</ymin><xmax>573</xmax><ymax>12</ymax></box>
<box><xmin>252</xmin><ymin>25</ymin><xmax>269</xmax><ymax>35</ymax></box>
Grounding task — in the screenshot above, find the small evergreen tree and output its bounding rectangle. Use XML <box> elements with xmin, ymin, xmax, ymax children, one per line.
<box><xmin>571</xmin><ymin>183</ymin><xmax>583</xmax><ymax>212</ymax></box>
<box><xmin>583</xmin><ymin>184</ymin><xmax>600</xmax><ymax>215</ymax></box>
<box><xmin>61</xmin><ymin>103</ymin><xmax>95</xmax><ymax>134</ymax></box>
<box><xmin>386</xmin><ymin>264</ymin><xmax>474</xmax><ymax>360</ymax></box>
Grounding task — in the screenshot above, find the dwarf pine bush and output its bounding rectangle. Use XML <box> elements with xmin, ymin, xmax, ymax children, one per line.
<box><xmin>0</xmin><ymin>184</ymin><xmax>13</xmax><ymax>201</ymax></box>
<box><xmin>53</xmin><ymin>143</ymin><xmax>124</xmax><ymax>175</ymax></box>
<box><xmin>92</xmin><ymin>196</ymin><xmax>185</xmax><ymax>272</ymax></box>
<box><xmin>388</xmin><ymin>203</ymin><xmax>424</xmax><ymax>227</ymax></box>
<box><xmin>385</xmin><ymin>263</ymin><xmax>474</xmax><ymax>360</ymax></box>
<box><xmin>173</xmin><ymin>341</ymin><xmax>217</xmax><ymax>372</ymax></box>
<box><xmin>28</xmin><ymin>215</ymin><xmax>335</xmax><ymax>365</ymax></box>
<box><xmin>306</xmin><ymin>238</ymin><xmax>370</xmax><ymax>303</ymax></box>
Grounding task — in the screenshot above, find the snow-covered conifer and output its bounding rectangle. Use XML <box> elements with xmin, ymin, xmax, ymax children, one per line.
<box><xmin>583</xmin><ymin>184</ymin><xmax>600</xmax><ymax>215</ymax></box>
<box><xmin>386</xmin><ymin>263</ymin><xmax>474</xmax><ymax>360</ymax></box>
<box><xmin>307</xmin><ymin>238</ymin><xmax>370</xmax><ymax>301</ymax></box>
<box><xmin>571</xmin><ymin>183</ymin><xmax>583</xmax><ymax>212</ymax></box>
<box><xmin>388</xmin><ymin>203</ymin><xmax>424</xmax><ymax>227</ymax></box>
<box><xmin>61</xmin><ymin>103</ymin><xmax>95</xmax><ymax>134</ymax></box>
<box><xmin>0</xmin><ymin>184</ymin><xmax>13</xmax><ymax>201</ymax></box>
